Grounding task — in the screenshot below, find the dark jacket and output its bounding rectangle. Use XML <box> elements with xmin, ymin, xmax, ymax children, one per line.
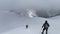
<box><xmin>42</xmin><ymin>21</ymin><xmax>50</xmax><ymax>28</ymax></box>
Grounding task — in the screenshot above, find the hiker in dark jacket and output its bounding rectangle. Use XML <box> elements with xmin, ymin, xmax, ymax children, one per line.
<box><xmin>42</xmin><ymin>20</ymin><xmax>50</xmax><ymax>34</ymax></box>
<box><xmin>26</xmin><ymin>25</ymin><xmax>28</xmax><ymax>29</ymax></box>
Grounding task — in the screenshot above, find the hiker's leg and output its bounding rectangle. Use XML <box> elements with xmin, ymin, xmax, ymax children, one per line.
<box><xmin>42</xmin><ymin>28</ymin><xmax>45</xmax><ymax>34</ymax></box>
<box><xmin>46</xmin><ymin>29</ymin><xmax>48</xmax><ymax>34</ymax></box>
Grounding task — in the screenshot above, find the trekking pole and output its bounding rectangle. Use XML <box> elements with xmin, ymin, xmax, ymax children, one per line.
<box><xmin>41</xmin><ymin>27</ymin><xmax>43</xmax><ymax>32</ymax></box>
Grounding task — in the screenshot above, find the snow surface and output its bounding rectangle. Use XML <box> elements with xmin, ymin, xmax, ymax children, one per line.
<box><xmin>0</xmin><ymin>10</ymin><xmax>60</xmax><ymax>34</ymax></box>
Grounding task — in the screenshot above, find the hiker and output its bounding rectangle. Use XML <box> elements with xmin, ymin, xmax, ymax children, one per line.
<box><xmin>26</xmin><ymin>25</ymin><xmax>28</xmax><ymax>29</ymax></box>
<box><xmin>42</xmin><ymin>20</ymin><xmax>50</xmax><ymax>34</ymax></box>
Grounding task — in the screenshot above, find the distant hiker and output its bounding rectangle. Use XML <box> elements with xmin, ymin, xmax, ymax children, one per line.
<box><xmin>42</xmin><ymin>20</ymin><xmax>50</xmax><ymax>34</ymax></box>
<box><xmin>26</xmin><ymin>25</ymin><xmax>28</xmax><ymax>29</ymax></box>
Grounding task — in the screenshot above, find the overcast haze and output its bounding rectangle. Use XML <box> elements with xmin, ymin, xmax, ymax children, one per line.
<box><xmin>0</xmin><ymin>0</ymin><xmax>60</xmax><ymax>17</ymax></box>
<box><xmin>1</xmin><ymin>0</ymin><xmax>60</xmax><ymax>10</ymax></box>
<box><xmin>14</xmin><ymin>0</ymin><xmax>60</xmax><ymax>18</ymax></box>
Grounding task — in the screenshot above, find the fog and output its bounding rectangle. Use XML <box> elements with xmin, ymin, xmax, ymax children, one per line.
<box><xmin>1</xmin><ymin>0</ymin><xmax>60</xmax><ymax>18</ymax></box>
<box><xmin>0</xmin><ymin>0</ymin><xmax>14</xmax><ymax>10</ymax></box>
<box><xmin>13</xmin><ymin>0</ymin><xmax>60</xmax><ymax>18</ymax></box>
<box><xmin>14</xmin><ymin>0</ymin><xmax>60</xmax><ymax>10</ymax></box>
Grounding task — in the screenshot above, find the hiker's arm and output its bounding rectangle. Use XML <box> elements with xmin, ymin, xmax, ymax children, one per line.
<box><xmin>42</xmin><ymin>24</ymin><xmax>44</xmax><ymax>28</ymax></box>
<box><xmin>48</xmin><ymin>23</ymin><xmax>50</xmax><ymax>27</ymax></box>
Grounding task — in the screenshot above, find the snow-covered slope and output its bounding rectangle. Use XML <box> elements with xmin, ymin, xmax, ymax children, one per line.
<box><xmin>0</xmin><ymin>10</ymin><xmax>46</xmax><ymax>33</ymax></box>
<box><xmin>0</xmin><ymin>10</ymin><xmax>60</xmax><ymax>34</ymax></box>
